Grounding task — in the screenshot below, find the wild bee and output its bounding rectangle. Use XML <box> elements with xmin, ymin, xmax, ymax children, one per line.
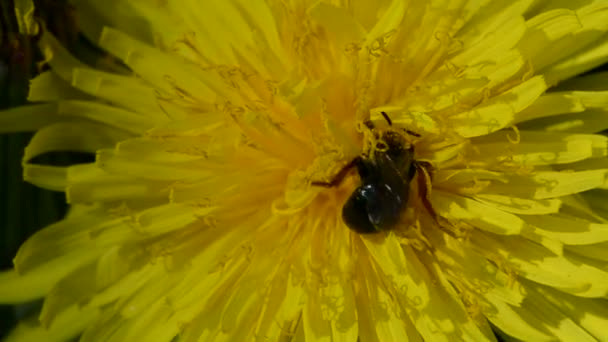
<box><xmin>313</xmin><ymin>112</ymin><xmax>435</xmax><ymax>234</ymax></box>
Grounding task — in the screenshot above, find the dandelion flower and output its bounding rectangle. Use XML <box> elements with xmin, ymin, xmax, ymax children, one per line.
<box><xmin>2</xmin><ymin>0</ymin><xmax>608</xmax><ymax>341</ymax></box>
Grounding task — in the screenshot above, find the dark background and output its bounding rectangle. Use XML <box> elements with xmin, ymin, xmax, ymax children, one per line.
<box><xmin>0</xmin><ymin>0</ymin><xmax>91</xmax><ymax>337</ymax></box>
<box><xmin>0</xmin><ymin>0</ymin><xmax>606</xmax><ymax>340</ymax></box>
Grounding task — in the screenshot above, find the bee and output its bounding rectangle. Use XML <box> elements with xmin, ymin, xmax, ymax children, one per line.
<box><xmin>312</xmin><ymin>112</ymin><xmax>435</xmax><ymax>234</ymax></box>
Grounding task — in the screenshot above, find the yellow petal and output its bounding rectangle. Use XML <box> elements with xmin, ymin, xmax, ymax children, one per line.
<box><xmin>38</xmin><ymin>31</ymin><xmax>89</xmax><ymax>81</ymax></box>
<box><xmin>566</xmin><ymin>242</ymin><xmax>608</xmax><ymax>262</ymax></box>
<box><xmin>39</xmin><ymin>262</ymin><xmax>97</xmax><ymax>328</ymax></box>
<box><xmin>0</xmin><ymin>246</ymin><xmax>99</xmax><ymax>304</ymax></box>
<box><xmin>71</xmin><ymin>0</ymin><xmax>158</xmax><ymax>46</ymax></box>
<box><xmin>98</xmin><ymin>27</ymin><xmax>227</xmax><ymax>102</ymax></box>
<box><xmin>454</xmin><ymin>14</ymin><xmax>525</xmax><ymax>68</ymax></box>
<box><xmin>483</xmin><ymin>296</ymin><xmax>554</xmax><ymax>342</ymax></box>
<box><xmin>115</xmin><ymin>137</ymin><xmax>208</xmax><ymax>164</ymax></box>
<box><xmin>363</xmin><ymin>235</ymin><xmax>492</xmax><ymax>341</ymax></box>
<box><xmin>5</xmin><ymin>305</ymin><xmax>99</xmax><ymax>342</ymax></box>
<box><xmin>473</xmin><ymin>194</ymin><xmax>561</xmax><ymax>215</ymax></box>
<box><xmin>12</xmin><ymin>206</ymin><xmax>105</xmax><ymax>273</ymax></box>
<box><xmin>541</xmin><ymin>1</ymin><xmax>608</xmax><ymax>85</ymax></box>
<box><xmin>524</xmin><ymin>214</ymin><xmax>608</xmax><ymax>245</ymax></box>
<box><xmin>429</xmin><ymin>229</ymin><xmax>525</xmax><ymax>306</ymax></box>
<box><xmin>452</xmin><ymin>76</ymin><xmax>547</xmax><ymax>138</ymax></box>
<box><xmin>517</xmin><ymin>90</ymin><xmax>608</xmax><ymax>130</ymax></box>
<box><xmin>350</xmin><ymin>0</ymin><xmax>392</xmax><ymax>31</ymax></box>
<box><xmin>0</xmin><ymin>104</ymin><xmax>61</xmax><ymax>133</ymax></box>
<box><xmin>545</xmin><ymin>34</ymin><xmax>608</xmax><ymax>85</ymax></box>
<box><xmin>59</xmin><ymin>100</ymin><xmax>155</xmax><ymax>133</ymax></box>
<box><xmin>519</xmin><ymin>7</ymin><xmax>606</xmax><ymax>75</ymax></box>
<box><xmin>433</xmin><ymin>191</ymin><xmax>525</xmax><ymax>235</ymax></box>
<box><xmin>534</xmin><ymin>283</ymin><xmax>608</xmax><ymax>341</ymax></box>
<box><xmin>28</xmin><ymin>71</ymin><xmax>91</xmax><ymax>102</ymax></box>
<box><xmin>66</xmin><ymin>164</ymin><xmax>170</xmax><ymax>203</ymax></box>
<box><xmin>95</xmin><ymin>149</ymin><xmax>213</xmax><ymax>181</ymax></box>
<box><xmin>353</xmin><ymin>250</ymin><xmax>421</xmax><ymax>342</ymax></box>
<box><xmin>23</xmin><ymin>122</ymin><xmax>128</xmax><ymax>164</ymax></box>
<box><xmin>470</xmin><ymin>130</ymin><xmax>608</xmax><ymax>166</ymax></box>
<box><xmin>71</xmin><ymin>67</ymin><xmax>164</xmax><ymax>116</ymax></box>
<box><xmin>516</xmin><ymin>91</ymin><xmax>587</xmax><ymax>123</ymax></box>
<box><xmin>303</xmin><ymin>293</ymin><xmax>333</xmax><ymax>342</ymax></box>
<box><xmin>457</xmin><ymin>0</ymin><xmax>536</xmax><ymax>45</ymax></box>
<box><xmin>85</xmin><ymin>260</ymin><xmax>161</xmax><ymax>313</ymax></box>
<box><xmin>482</xmin><ymin>169</ymin><xmax>608</xmax><ymax>199</ymax></box>
<box><xmin>521</xmin><ymin>283</ymin><xmax>598</xmax><ymax>341</ymax></box>
<box><xmin>472</xmin><ymin>231</ymin><xmax>608</xmax><ymax>297</ymax></box>
<box><xmin>310</xmin><ymin>2</ymin><xmax>365</xmax><ymax>51</ymax></box>
<box><xmin>251</xmin><ymin>269</ymin><xmax>302</xmax><ymax>340</ymax></box>
<box><xmin>118</xmin><ymin>295</ymin><xmax>181</xmax><ymax>342</ymax></box>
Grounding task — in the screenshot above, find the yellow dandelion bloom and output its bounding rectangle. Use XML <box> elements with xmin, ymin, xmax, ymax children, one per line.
<box><xmin>3</xmin><ymin>0</ymin><xmax>608</xmax><ymax>341</ymax></box>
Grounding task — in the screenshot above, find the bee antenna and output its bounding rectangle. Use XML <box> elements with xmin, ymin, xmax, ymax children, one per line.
<box><xmin>381</xmin><ymin>111</ymin><xmax>392</xmax><ymax>126</ymax></box>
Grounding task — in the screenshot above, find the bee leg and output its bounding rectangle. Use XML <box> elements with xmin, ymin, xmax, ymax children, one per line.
<box><xmin>415</xmin><ymin>161</ymin><xmax>438</xmax><ymax>223</ymax></box>
<box><xmin>404</xmin><ymin>129</ymin><xmax>421</xmax><ymax>138</ymax></box>
<box><xmin>415</xmin><ymin>160</ymin><xmax>435</xmax><ymax>176</ymax></box>
<box><xmin>380</xmin><ymin>111</ymin><xmax>393</xmax><ymax>126</ymax></box>
<box><xmin>311</xmin><ymin>157</ymin><xmax>361</xmax><ymax>187</ymax></box>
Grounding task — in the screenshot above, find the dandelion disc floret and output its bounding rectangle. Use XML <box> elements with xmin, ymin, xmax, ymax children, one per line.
<box><xmin>2</xmin><ymin>0</ymin><xmax>608</xmax><ymax>341</ymax></box>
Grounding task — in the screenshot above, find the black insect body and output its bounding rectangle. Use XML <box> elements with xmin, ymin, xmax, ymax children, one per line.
<box><xmin>313</xmin><ymin>113</ymin><xmax>434</xmax><ymax>234</ymax></box>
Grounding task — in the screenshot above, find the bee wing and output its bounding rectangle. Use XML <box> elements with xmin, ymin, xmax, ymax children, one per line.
<box><xmin>376</xmin><ymin>152</ymin><xmax>415</xmax><ymax>190</ymax></box>
<box><xmin>365</xmin><ymin>183</ymin><xmax>405</xmax><ymax>228</ymax></box>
